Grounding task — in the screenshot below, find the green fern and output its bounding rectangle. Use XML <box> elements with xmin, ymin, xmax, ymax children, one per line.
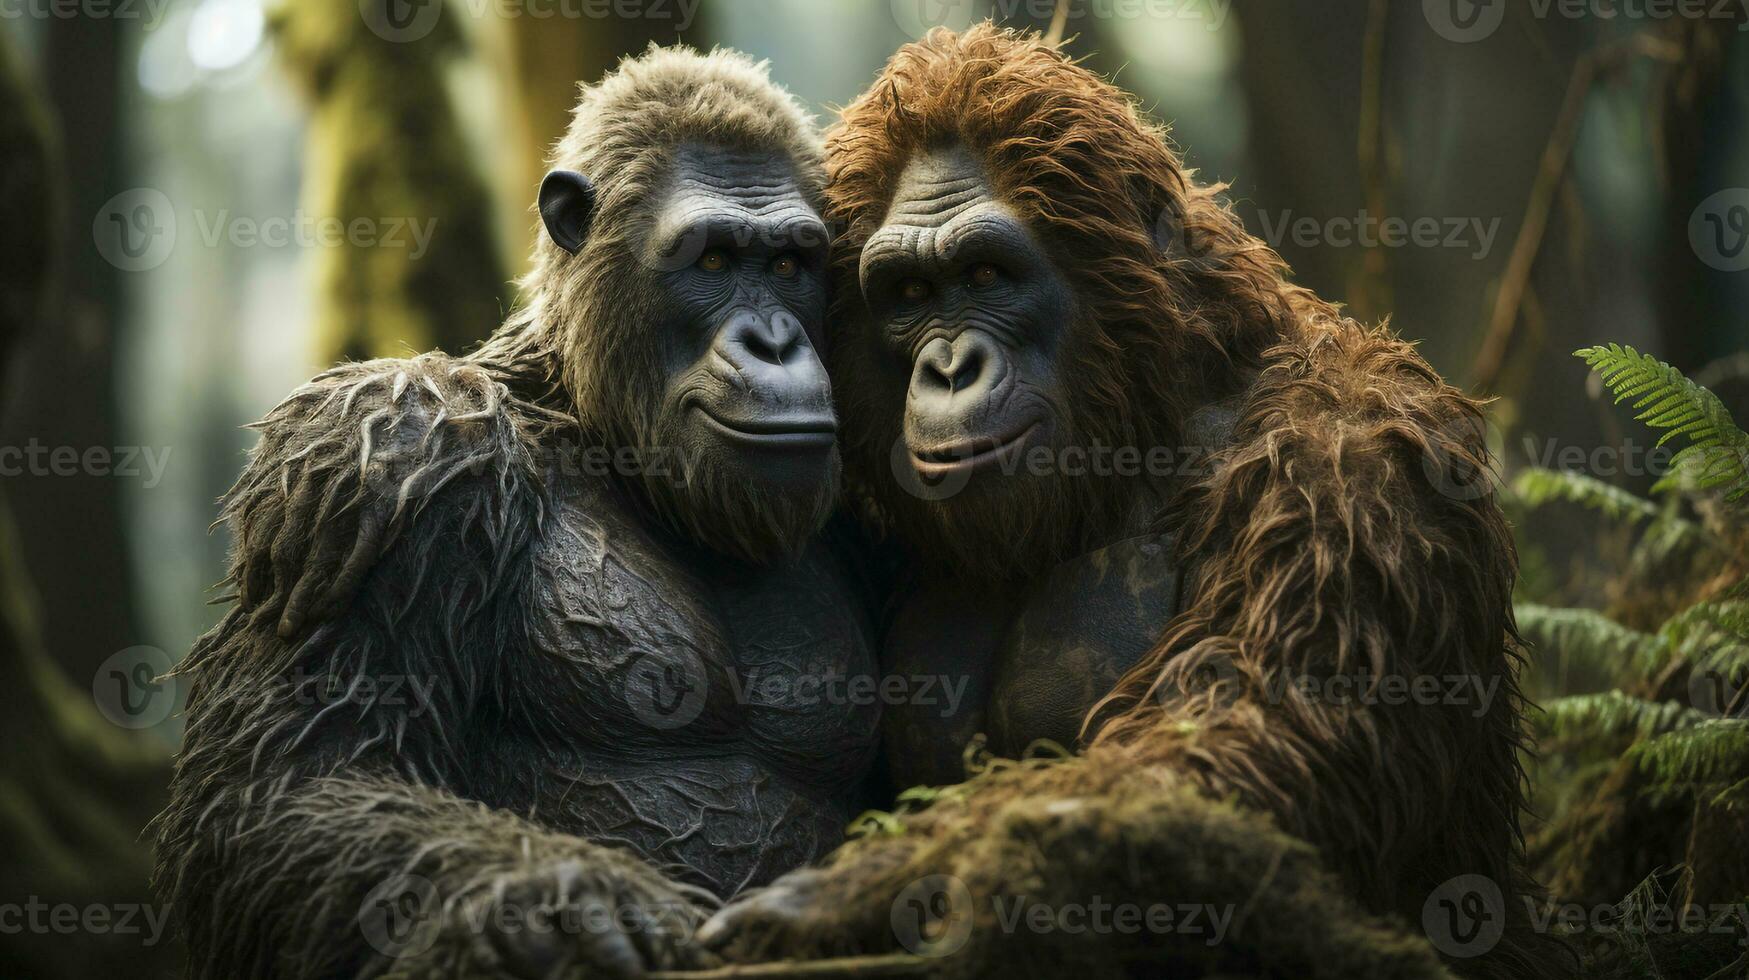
<box><xmin>1520</xmin><ymin>599</ymin><xmax>1749</xmax><ymax>691</ymax></box>
<box><xmin>1663</xmin><ymin>600</ymin><xmax>1749</xmax><ymax>651</ymax></box>
<box><xmin>1539</xmin><ymin>691</ymin><xmax>1709</xmax><ymax>740</ymax></box>
<box><xmin>1667</xmin><ymin>601</ymin><xmax>1749</xmax><ymax>714</ymax></box>
<box><xmin>1712</xmin><ymin>775</ymin><xmax>1749</xmax><ymax>808</ymax></box>
<box><xmin>1627</xmin><ymin>719</ymin><xmax>1749</xmax><ymax>788</ymax></box>
<box><xmin>1627</xmin><ymin>510</ymin><xmax>1710</xmax><ymax>571</ymax></box>
<box><xmin>1518</xmin><ymin>603</ymin><xmax>1663</xmax><ymax>677</ymax></box>
<box><xmin>1577</xmin><ymin>344</ymin><xmax>1749</xmax><ymax>501</ymax></box>
<box><xmin>1510</xmin><ymin>467</ymin><xmax>1659</xmax><ymax>522</ymax></box>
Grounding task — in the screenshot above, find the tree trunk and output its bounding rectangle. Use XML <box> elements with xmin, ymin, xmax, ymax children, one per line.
<box><xmin>270</xmin><ymin>0</ymin><xmax>511</xmax><ymax>361</ymax></box>
<box><xmin>0</xmin><ymin>31</ymin><xmax>176</xmax><ymax>979</ymax></box>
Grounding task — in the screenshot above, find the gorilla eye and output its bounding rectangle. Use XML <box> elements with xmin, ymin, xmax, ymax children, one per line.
<box><xmin>771</xmin><ymin>254</ymin><xmax>799</xmax><ymax>278</ymax></box>
<box><xmin>697</xmin><ymin>249</ymin><xmax>729</xmax><ymax>273</ymax></box>
<box><xmin>970</xmin><ymin>264</ymin><xmax>1001</xmax><ymax>288</ymax></box>
<box><xmin>899</xmin><ymin>279</ymin><xmax>932</xmax><ymax>305</ymax></box>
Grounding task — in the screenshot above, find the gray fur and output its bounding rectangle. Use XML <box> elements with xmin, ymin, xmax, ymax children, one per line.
<box><xmin>155</xmin><ymin>46</ymin><xmax>867</xmax><ymax>980</ymax></box>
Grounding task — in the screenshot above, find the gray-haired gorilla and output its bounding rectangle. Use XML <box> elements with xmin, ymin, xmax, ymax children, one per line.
<box><xmin>154</xmin><ymin>47</ymin><xmax>881</xmax><ymax>980</ymax></box>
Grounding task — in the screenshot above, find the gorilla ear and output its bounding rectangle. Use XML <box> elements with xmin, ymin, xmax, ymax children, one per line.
<box><xmin>538</xmin><ymin>170</ymin><xmax>597</xmax><ymax>255</ymax></box>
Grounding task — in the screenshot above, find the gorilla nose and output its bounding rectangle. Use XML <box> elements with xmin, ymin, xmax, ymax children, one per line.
<box><xmin>709</xmin><ymin>310</ymin><xmax>834</xmax><ymax>439</ymax></box>
<box><xmin>724</xmin><ymin>309</ymin><xmax>809</xmax><ymax>370</ymax></box>
<box><xmin>716</xmin><ymin>311</ymin><xmax>830</xmax><ymax>401</ymax></box>
<box><xmin>910</xmin><ymin>333</ymin><xmax>1000</xmax><ymax>412</ymax></box>
<box><xmin>904</xmin><ymin>331</ymin><xmax>1043</xmax><ymax>475</ymax></box>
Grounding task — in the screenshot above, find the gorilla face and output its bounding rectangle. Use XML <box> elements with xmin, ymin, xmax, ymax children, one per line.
<box><xmin>861</xmin><ymin>146</ymin><xmax>1071</xmax><ymax>479</ymax></box>
<box><xmin>540</xmin><ymin>143</ymin><xmax>840</xmax><ymax>562</ymax></box>
<box><xmin>853</xmin><ymin>145</ymin><xmax>1096</xmax><ymax>568</ymax></box>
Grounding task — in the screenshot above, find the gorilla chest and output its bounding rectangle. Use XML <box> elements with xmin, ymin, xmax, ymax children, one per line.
<box><xmin>882</xmin><ymin>533</ymin><xmax>1182</xmax><ymax>789</ymax></box>
<box><xmin>512</xmin><ymin>488</ymin><xmax>880</xmax><ymax>894</ymax></box>
<box><xmin>524</xmin><ymin>485</ymin><xmax>879</xmax><ymax>778</ymax></box>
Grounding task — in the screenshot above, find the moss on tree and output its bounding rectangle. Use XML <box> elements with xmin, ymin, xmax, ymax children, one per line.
<box><xmin>270</xmin><ymin>0</ymin><xmax>507</xmax><ymax>361</ymax></box>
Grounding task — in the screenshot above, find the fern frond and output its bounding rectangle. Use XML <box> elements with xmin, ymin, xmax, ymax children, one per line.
<box><xmin>1711</xmin><ymin>776</ymin><xmax>1749</xmax><ymax>808</ymax></box>
<box><xmin>1518</xmin><ymin>603</ymin><xmax>1663</xmax><ymax>676</ymax></box>
<box><xmin>1663</xmin><ymin>601</ymin><xmax>1749</xmax><ymax>720</ymax></box>
<box><xmin>1510</xmin><ymin>467</ymin><xmax>1658</xmax><ymax>523</ymax></box>
<box><xmin>1577</xmin><ymin>344</ymin><xmax>1749</xmax><ymax>501</ymax></box>
<box><xmin>1627</xmin><ymin>719</ymin><xmax>1749</xmax><ymax>786</ymax></box>
<box><xmin>1663</xmin><ymin>600</ymin><xmax>1749</xmax><ymax>647</ymax></box>
<box><xmin>1662</xmin><ymin>600</ymin><xmax>1749</xmax><ymax>677</ymax></box>
<box><xmin>1521</xmin><ymin>599</ymin><xmax>1749</xmax><ymax>692</ymax></box>
<box><xmin>1539</xmin><ymin>691</ymin><xmax>1709</xmax><ymax>740</ymax></box>
<box><xmin>1627</xmin><ymin>510</ymin><xmax>1709</xmax><ymax>571</ymax></box>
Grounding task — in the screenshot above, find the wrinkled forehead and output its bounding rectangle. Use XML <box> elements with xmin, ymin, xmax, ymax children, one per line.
<box><xmin>880</xmin><ymin>144</ymin><xmax>1001</xmax><ymax>228</ymax></box>
<box><xmin>648</xmin><ymin>143</ymin><xmax>827</xmax><ymax>256</ymax></box>
<box><xmin>861</xmin><ymin>144</ymin><xmax>1036</xmax><ymax>286</ymax></box>
<box><xmin>657</xmin><ymin>144</ymin><xmax>819</xmax><ymax>224</ymax></box>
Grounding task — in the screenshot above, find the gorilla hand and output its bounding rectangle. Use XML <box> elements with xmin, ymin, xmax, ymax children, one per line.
<box><xmin>390</xmin><ymin>856</ymin><xmax>716</xmax><ymax>980</ymax></box>
<box><xmin>699</xmin><ymin>760</ymin><xmax>1456</xmax><ymax>979</ymax></box>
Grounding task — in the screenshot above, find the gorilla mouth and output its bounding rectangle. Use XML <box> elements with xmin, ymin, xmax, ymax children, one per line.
<box><xmin>909</xmin><ymin>420</ymin><xmax>1044</xmax><ymax>479</ymax></box>
<box><xmin>692</xmin><ymin>406</ymin><xmax>837</xmax><ymax>452</ymax></box>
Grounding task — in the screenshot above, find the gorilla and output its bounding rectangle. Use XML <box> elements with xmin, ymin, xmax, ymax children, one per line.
<box><xmin>156</xmin><ymin>47</ymin><xmax>881</xmax><ymax>979</ymax></box>
<box><xmin>702</xmin><ymin>25</ymin><xmax>1571</xmax><ymax>980</ymax></box>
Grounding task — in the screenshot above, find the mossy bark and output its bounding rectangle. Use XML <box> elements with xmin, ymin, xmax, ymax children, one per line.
<box><xmin>270</xmin><ymin>0</ymin><xmax>508</xmax><ymax>361</ymax></box>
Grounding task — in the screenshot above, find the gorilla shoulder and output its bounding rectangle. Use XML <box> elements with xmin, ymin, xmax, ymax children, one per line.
<box><xmin>224</xmin><ymin>352</ymin><xmax>545</xmax><ymax>639</ymax></box>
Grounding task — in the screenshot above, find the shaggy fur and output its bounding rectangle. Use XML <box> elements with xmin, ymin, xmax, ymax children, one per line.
<box><xmin>713</xmin><ymin>25</ymin><xmax>1571</xmax><ymax>979</ymax></box>
<box><xmin>154</xmin><ymin>47</ymin><xmax>840</xmax><ymax>979</ymax></box>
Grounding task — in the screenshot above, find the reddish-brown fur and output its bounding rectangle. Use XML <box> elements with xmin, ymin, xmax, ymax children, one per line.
<box><xmin>824</xmin><ymin>23</ymin><xmax>1344</xmax><ymax>579</ymax></box>
<box><xmin>714</xmin><ymin>25</ymin><xmax>1568</xmax><ymax>978</ymax></box>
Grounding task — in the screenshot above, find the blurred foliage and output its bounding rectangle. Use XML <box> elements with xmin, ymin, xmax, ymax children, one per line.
<box><xmin>0</xmin><ymin>29</ymin><xmax>173</xmax><ymax>979</ymax></box>
<box><xmin>0</xmin><ymin>24</ymin><xmax>56</xmax><ymax>378</ymax></box>
<box><xmin>268</xmin><ymin>0</ymin><xmax>506</xmax><ymax>360</ymax></box>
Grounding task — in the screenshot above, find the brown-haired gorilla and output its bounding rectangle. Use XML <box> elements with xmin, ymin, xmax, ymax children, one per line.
<box><xmin>155</xmin><ymin>47</ymin><xmax>882</xmax><ymax>979</ymax></box>
<box><xmin>703</xmin><ymin>25</ymin><xmax>1567</xmax><ymax>980</ymax></box>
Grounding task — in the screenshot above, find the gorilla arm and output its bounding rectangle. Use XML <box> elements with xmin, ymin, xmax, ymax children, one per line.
<box><xmin>155</xmin><ymin>356</ymin><xmax>707</xmax><ymax>980</ymax></box>
<box><xmin>705</xmin><ymin>324</ymin><xmax>1554</xmax><ymax>978</ymax></box>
